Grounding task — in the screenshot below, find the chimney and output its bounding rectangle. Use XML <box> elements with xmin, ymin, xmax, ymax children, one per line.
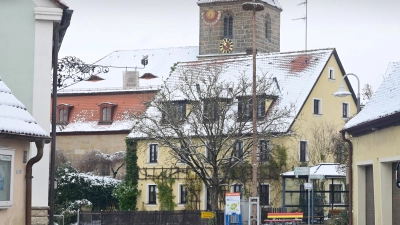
<box><xmin>123</xmin><ymin>71</ymin><xmax>139</xmax><ymax>89</ymax></box>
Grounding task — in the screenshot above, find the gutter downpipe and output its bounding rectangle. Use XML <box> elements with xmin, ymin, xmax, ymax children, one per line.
<box><xmin>26</xmin><ymin>140</ymin><xmax>46</xmax><ymax>225</ymax></box>
<box><xmin>341</xmin><ymin>130</ymin><xmax>353</xmax><ymax>225</ymax></box>
<box><xmin>50</xmin><ymin>10</ymin><xmax>72</xmax><ymax>225</ymax></box>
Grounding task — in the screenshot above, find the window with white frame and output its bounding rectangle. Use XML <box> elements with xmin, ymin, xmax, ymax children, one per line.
<box><xmin>148</xmin><ymin>185</ymin><xmax>157</xmax><ymax>204</ymax></box>
<box><xmin>259</xmin><ymin>140</ymin><xmax>270</xmax><ymax>162</ymax></box>
<box><xmin>178</xmin><ymin>144</ymin><xmax>190</xmax><ymax>164</ymax></box>
<box><xmin>329</xmin><ymin>184</ymin><xmax>342</xmax><ymax>204</ymax></box>
<box><xmin>299</xmin><ymin>141</ymin><xmax>308</xmax><ymax>162</ymax></box>
<box><xmin>206</xmin><ymin>142</ymin><xmax>215</xmax><ymax>163</ymax></box>
<box><xmin>233</xmin><ymin>140</ymin><xmax>243</xmax><ymax>159</ymax></box>
<box><xmin>0</xmin><ymin>147</ymin><xmax>15</xmax><ymax>208</ymax></box>
<box><xmin>149</xmin><ymin>144</ymin><xmax>158</xmax><ymax>163</ymax></box>
<box><xmin>328</xmin><ymin>68</ymin><xmax>335</xmax><ymax>79</ymax></box>
<box><xmin>342</xmin><ymin>103</ymin><xmax>350</xmax><ymax>118</ymax></box>
<box><xmin>179</xmin><ymin>184</ymin><xmax>187</xmax><ymax>204</ymax></box>
<box><xmin>259</xmin><ymin>184</ymin><xmax>270</xmax><ymax>205</ymax></box>
<box><xmin>313</xmin><ymin>98</ymin><xmax>322</xmax><ymax>115</ymax></box>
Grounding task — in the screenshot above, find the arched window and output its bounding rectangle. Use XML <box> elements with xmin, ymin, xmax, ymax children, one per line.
<box><xmin>98</xmin><ymin>102</ymin><xmax>117</xmax><ymax>124</ymax></box>
<box><xmin>223</xmin><ymin>13</ymin><xmax>233</xmax><ymax>38</ymax></box>
<box><xmin>56</xmin><ymin>104</ymin><xmax>73</xmax><ymax>124</ymax></box>
<box><xmin>265</xmin><ymin>14</ymin><xmax>272</xmax><ymax>41</ymax></box>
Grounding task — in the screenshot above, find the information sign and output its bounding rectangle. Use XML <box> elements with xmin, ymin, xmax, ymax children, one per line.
<box><xmin>294</xmin><ymin>167</ymin><xmax>309</xmax><ymax>176</ymax></box>
<box><xmin>304</xmin><ymin>182</ymin><xmax>313</xmax><ymax>190</ymax></box>
<box><xmin>201</xmin><ymin>212</ymin><xmax>215</xmax><ymax>219</ymax></box>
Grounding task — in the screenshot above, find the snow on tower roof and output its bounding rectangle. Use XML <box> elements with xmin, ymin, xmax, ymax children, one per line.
<box><xmin>343</xmin><ymin>61</ymin><xmax>400</xmax><ymax>130</ymax></box>
<box><xmin>0</xmin><ymin>78</ymin><xmax>49</xmax><ymax>138</ymax></box>
<box><xmin>197</xmin><ymin>0</ymin><xmax>282</xmax><ymax>10</ymax></box>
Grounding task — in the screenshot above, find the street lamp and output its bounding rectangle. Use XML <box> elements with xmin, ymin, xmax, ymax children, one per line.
<box><xmin>333</xmin><ymin>73</ymin><xmax>360</xmax><ymax>113</ymax></box>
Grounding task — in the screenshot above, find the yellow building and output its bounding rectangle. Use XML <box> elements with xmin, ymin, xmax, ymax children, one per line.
<box><xmin>342</xmin><ymin>62</ymin><xmax>400</xmax><ymax>225</ymax></box>
<box><xmin>128</xmin><ymin>48</ymin><xmax>357</xmax><ymax>211</ymax></box>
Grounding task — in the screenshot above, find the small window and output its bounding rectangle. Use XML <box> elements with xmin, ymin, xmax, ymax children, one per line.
<box><xmin>206</xmin><ymin>142</ymin><xmax>215</xmax><ymax>162</ymax></box>
<box><xmin>299</xmin><ymin>141</ymin><xmax>307</xmax><ymax>162</ymax></box>
<box><xmin>56</xmin><ymin>104</ymin><xmax>73</xmax><ymax>124</ymax></box>
<box><xmin>223</xmin><ymin>13</ymin><xmax>233</xmax><ymax>38</ymax></box>
<box><xmin>259</xmin><ymin>140</ymin><xmax>270</xmax><ymax>162</ymax></box>
<box><xmin>233</xmin><ymin>140</ymin><xmax>243</xmax><ymax>159</ymax></box>
<box><xmin>313</xmin><ymin>99</ymin><xmax>321</xmax><ymax>115</ymax></box>
<box><xmin>149</xmin><ymin>144</ymin><xmax>158</xmax><ymax>163</ymax></box>
<box><xmin>179</xmin><ymin>184</ymin><xmax>187</xmax><ymax>204</ymax></box>
<box><xmin>259</xmin><ymin>184</ymin><xmax>270</xmax><ymax>205</ymax></box>
<box><xmin>342</xmin><ymin>103</ymin><xmax>349</xmax><ymax>118</ymax></box>
<box><xmin>204</xmin><ymin>101</ymin><xmax>218</xmax><ymax>122</ymax></box>
<box><xmin>238</xmin><ymin>97</ymin><xmax>266</xmax><ymax>120</ymax></box>
<box><xmin>148</xmin><ymin>185</ymin><xmax>157</xmax><ymax>204</ymax></box>
<box><xmin>328</xmin><ymin>68</ymin><xmax>335</xmax><ymax>79</ymax></box>
<box><xmin>329</xmin><ymin>184</ymin><xmax>342</xmax><ymax>204</ymax></box>
<box><xmin>0</xmin><ymin>147</ymin><xmax>15</xmax><ymax>208</ymax></box>
<box><xmin>178</xmin><ymin>144</ymin><xmax>190</xmax><ymax>164</ymax></box>
<box><xmin>98</xmin><ymin>102</ymin><xmax>117</xmax><ymax>124</ymax></box>
<box><xmin>162</xmin><ymin>101</ymin><xmax>186</xmax><ymax>124</ymax></box>
<box><xmin>265</xmin><ymin>14</ymin><xmax>271</xmax><ymax>41</ymax></box>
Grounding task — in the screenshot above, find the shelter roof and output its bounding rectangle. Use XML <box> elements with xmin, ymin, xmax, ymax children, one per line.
<box><xmin>0</xmin><ymin>78</ymin><xmax>49</xmax><ymax>138</ymax></box>
<box><xmin>281</xmin><ymin>163</ymin><xmax>346</xmax><ymax>178</ymax></box>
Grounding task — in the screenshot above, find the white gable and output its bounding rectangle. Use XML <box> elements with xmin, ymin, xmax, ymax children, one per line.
<box><xmin>344</xmin><ymin>62</ymin><xmax>400</xmax><ymax>130</ymax></box>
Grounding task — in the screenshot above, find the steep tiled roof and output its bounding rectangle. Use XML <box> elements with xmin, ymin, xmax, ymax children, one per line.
<box><xmin>128</xmin><ymin>48</ymin><xmax>336</xmax><ymax>138</ymax></box>
<box><xmin>344</xmin><ymin>61</ymin><xmax>400</xmax><ymax>130</ymax></box>
<box><xmin>0</xmin><ymin>78</ymin><xmax>49</xmax><ymax>138</ymax></box>
<box><xmin>197</xmin><ymin>0</ymin><xmax>282</xmax><ymax>10</ymax></box>
<box><xmin>55</xmin><ymin>89</ymin><xmax>157</xmax><ymax>133</ymax></box>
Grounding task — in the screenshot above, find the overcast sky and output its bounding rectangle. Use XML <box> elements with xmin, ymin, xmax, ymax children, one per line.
<box><xmin>59</xmin><ymin>0</ymin><xmax>400</xmax><ymax>95</ymax></box>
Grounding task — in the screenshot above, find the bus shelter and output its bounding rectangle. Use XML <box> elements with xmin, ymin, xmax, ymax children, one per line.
<box><xmin>280</xmin><ymin>163</ymin><xmax>349</xmax><ymax>222</ymax></box>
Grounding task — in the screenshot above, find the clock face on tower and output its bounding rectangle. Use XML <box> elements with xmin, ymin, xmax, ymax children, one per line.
<box><xmin>220</xmin><ymin>38</ymin><xmax>234</xmax><ymax>53</ymax></box>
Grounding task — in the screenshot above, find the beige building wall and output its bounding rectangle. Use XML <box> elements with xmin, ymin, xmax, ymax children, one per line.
<box><xmin>350</xmin><ymin>125</ymin><xmax>400</xmax><ymax>225</ymax></box>
<box><xmin>57</xmin><ymin>133</ymin><xmax>128</xmax><ymax>166</ymax></box>
<box><xmin>0</xmin><ymin>139</ymin><xmax>30</xmax><ymax>225</ymax></box>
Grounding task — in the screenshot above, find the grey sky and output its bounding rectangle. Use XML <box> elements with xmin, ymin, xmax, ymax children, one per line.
<box><xmin>59</xmin><ymin>0</ymin><xmax>400</xmax><ymax>93</ymax></box>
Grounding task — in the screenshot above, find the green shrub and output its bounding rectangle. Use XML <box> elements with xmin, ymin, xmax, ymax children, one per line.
<box><xmin>112</xmin><ymin>181</ymin><xmax>141</xmax><ymax>210</ymax></box>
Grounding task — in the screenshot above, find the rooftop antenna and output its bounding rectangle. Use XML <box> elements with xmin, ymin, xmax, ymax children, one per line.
<box><xmin>293</xmin><ymin>0</ymin><xmax>308</xmax><ymax>63</ymax></box>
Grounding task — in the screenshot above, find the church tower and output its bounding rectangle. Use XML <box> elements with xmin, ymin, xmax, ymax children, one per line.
<box><xmin>197</xmin><ymin>0</ymin><xmax>282</xmax><ymax>56</ymax></box>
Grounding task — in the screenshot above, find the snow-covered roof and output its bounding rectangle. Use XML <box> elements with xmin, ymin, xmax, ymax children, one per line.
<box><xmin>128</xmin><ymin>48</ymin><xmax>336</xmax><ymax>138</ymax></box>
<box><xmin>344</xmin><ymin>61</ymin><xmax>400</xmax><ymax>130</ymax></box>
<box><xmin>64</xmin><ymin>46</ymin><xmax>199</xmax><ymax>90</ymax></box>
<box><xmin>281</xmin><ymin>163</ymin><xmax>346</xmax><ymax>178</ymax></box>
<box><xmin>0</xmin><ymin>78</ymin><xmax>49</xmax><ymax>138</ymax></box>
<box><xmin>57</xmin><ymin>120</ymin><xmax>134</xmax><ymax>133</ymax></box>
<box><xmin>197</xmin><ymin>0</ymin><xmax>282</xmax><ymax>10</ymax></box>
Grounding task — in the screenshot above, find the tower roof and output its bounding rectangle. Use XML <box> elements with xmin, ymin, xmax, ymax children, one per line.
<box><xmin>197</xmin><ymin>0</ymin><xmax>282</xmax><ymax>10</ymax></box>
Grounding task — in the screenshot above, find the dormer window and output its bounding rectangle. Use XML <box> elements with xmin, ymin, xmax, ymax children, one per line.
<box><xmin>56</xmin><ymin>104</ymin><xmax>73</xmax><ymax>124</ymax></box>
<box><xmin>204</xmin><ymin>100</ymin><xmax>219</xmax><ymax>122</ymax></box>
<box><xmin>98</xmin><ymin>102</ymin><xmax>117</xmax><ymax>124</ymax></box>
<box><xmin>238</xmin><ymin>96</ymin><xmax>274</xmax><ymax>121</ymax></box>
<box><xmin>162</xmin><ymin>101</ymin><xmax>186</xmax><ymax>124</ymax></box>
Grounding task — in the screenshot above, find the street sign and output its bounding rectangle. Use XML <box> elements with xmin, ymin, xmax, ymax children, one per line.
<box><xmin>304</xmin><ymin>182</ymin><xmax>313</xmax><ymax>190</ymax></box>
<box><xmin>309</xmin><ymin>174</ymin><xmax>324</xmax><ymax>180</ymax></box>
<box><xmin>201</xmin><ymin>212</ymin><xmax>215</xmax><ymax>219</ymax></box>
<box><xmin>294</xmin><ymin>167</ymin><xmax>309</xmax><ymax>176</ymax></box>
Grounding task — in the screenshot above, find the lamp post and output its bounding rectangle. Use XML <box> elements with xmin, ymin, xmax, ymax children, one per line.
<box><xmin>333</xmin><ymin>73</ymin><xmax>360</xmax><ymax>113</ymax></box>
<box><xmin>333</xmin><ymin>73</ymin><xmax>360</xmax><ymax>225</ymax></box>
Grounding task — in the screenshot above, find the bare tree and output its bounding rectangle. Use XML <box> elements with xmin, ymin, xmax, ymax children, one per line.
<box><xmin>131</xmin><ymin>62</ymin><xmax>295</xmax><ymax>211</ymax></box>
<box><xmin>78</xmin><ymin>150</ymin><xmax>126</xmax><ymax>178</ymax></box>
<box><xmin>362</xmin><ymin>83</ymin><xmax>374</xmax><ymax>102</ymax></box>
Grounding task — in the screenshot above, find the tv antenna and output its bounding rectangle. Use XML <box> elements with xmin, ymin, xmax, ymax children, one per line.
<box><xmin>293</xmin><ymin>0</ymin><xmax>308</xmax><ymax>54</ymax></box>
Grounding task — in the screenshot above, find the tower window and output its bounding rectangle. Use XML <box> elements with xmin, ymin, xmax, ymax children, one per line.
<box><xmin>223</xmin><ymin>13</ymin><xmax>233</xmax><ymax>38</ymax></box>
<box><xmin>265</xmin><ymin>14</ymin><xmax>272</xmax><ymax>41</ymax></box>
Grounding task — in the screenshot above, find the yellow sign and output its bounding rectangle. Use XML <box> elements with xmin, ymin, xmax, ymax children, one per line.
<box><xmin>201</xmin><ymin>212</ymin><xmax>215</xmax><ymax>219</ymax></box>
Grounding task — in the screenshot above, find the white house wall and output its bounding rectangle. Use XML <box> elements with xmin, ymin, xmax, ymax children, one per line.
<box><xmin>0</xmin><ymin>0</ymin><xmax>62</xmax><ymax>207</ymax></box>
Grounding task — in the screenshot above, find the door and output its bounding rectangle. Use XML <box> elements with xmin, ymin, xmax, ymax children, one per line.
<box><xmin>365</xmin><ymin>165</ymin><xmax>375</xmax><ymax>225</ymax></box>
<box><xmin>393</xmin><ymin>163</ymin><xmax>400</xmax><ymax>225</ymax></box>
